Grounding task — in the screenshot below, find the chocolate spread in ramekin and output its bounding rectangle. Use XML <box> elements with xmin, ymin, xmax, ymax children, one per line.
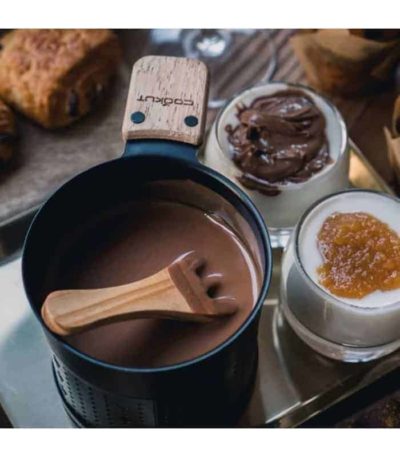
<box><xmin>225</xmin><ymin>90</ymin><xmax>331</xmax><ymax>196</ymax></box>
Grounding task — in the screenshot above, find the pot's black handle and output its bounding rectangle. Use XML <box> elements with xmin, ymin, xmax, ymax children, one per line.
<box><xmin>122</xmin><ymin>56</ymin><xmax>209</xmax><ymax>158</ymax></box>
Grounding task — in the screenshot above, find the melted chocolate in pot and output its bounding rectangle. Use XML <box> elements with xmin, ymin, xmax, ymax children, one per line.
<box><xmin>46</xmin><ymin>199</ymin><xmax>261</xmax><ymax>368</ymax></box>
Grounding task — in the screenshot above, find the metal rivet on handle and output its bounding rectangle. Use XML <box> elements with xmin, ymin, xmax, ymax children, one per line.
<box><xmin>184</xmin><ymin>116</ymin><xmax>198</xmax><ymax>127</ymax></box>
<box><xmin>131</xmin><ymin>111</ymin><xmax>145</xmax><ymax>124</ymax></box>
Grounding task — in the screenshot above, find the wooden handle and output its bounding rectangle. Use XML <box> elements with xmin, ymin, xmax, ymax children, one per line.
<box><xmin>122</xmin><ymin>56</ymin><xmax>209</xmax><ymax>145</ymax></box>
<box><xmin>41</xmin><ymin>269</ymin><xmax>197</xmax><ymax>336</ymax></box>
<box><xmin>42</xmin><ymin>252</ymin><xmax>236</xmax><ymax>335</ymax></box>
<box><xmin>42</xmin><ymin>253</ymin><xmax>238</xmax><ymax>336</ymax></box>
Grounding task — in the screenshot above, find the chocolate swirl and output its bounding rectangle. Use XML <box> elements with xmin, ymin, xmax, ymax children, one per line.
<box><xmin>226</xmin><ymin>90</ymin><xmax>331</xmax><ymax>196</ymax></box>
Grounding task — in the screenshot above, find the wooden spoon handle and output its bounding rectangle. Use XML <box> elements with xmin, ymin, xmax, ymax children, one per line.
<box><xmin>41</xmin><ymin>268</ymin><xmax>194</xmax><ymax>336</ymax></box>
<box><xmin>121</xmin><ymin>56</ymin><xmax>209</xmax><ymax>145</ymax></box>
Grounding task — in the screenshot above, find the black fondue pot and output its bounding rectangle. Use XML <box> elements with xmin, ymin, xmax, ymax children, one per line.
<box><xmin>22</xmin><ymin>56</ymin><xmax>272</xmax><ymax>427</ymax></box>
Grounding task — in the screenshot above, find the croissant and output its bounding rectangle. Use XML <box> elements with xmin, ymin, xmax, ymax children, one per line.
<box><xmin>0</xmin><ymin>29</ymin><xmax>121</xmax><ymax>128</ymax></box>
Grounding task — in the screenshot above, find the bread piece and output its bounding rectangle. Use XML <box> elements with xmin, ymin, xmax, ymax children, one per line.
<box><xmin>0</xmin><ymin>99</ymin><xmax>17</xmax><ymax>164</ymax></box>
<box><xmin>291</xmin><ymin>30</ymin><xmax>400</xmax><ymax>96</ymax></box>
<box><xmin>0</xmin><ymin>29</ymin><xmax>121</xmax><ymax>128</ymax></box>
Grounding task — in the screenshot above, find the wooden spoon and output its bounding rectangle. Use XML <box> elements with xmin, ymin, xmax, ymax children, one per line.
<box><xmin>41</xmin><ymin>252</ymin><xmax>238</xmax><ymax>336</ymax></box>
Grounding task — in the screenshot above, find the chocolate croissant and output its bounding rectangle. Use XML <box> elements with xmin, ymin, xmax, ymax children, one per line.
<box><xmin>0</xmin><ymin>29</ymin><xmax>121</xmax><ymax>128</ymax></box>
<box><xmin>0</xmin><ymin>99</ymin><xmax>17</xmax><ymax>164</ymax></box>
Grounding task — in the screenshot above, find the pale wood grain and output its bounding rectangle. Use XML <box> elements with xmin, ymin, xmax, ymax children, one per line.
<box><xmin>122</xmin><ymin>56</ymin><xmax>209</xmax><ymax>145</ymax></box>
<box><xmin>41</xmin><ymin>253</ymin><xmax>236</xmax><ymax>336</ymax></box>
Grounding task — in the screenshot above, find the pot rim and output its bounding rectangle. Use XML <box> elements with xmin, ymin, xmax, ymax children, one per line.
<box><xmin>22</xmin><ymin>154</ymin><xmax>273</xmax><ymax>374</ymax></box>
